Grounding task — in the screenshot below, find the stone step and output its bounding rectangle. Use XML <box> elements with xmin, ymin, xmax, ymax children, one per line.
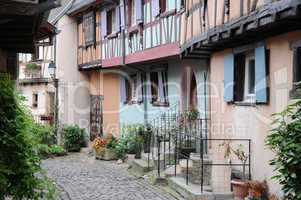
<box><xmin>141</xmin><ymin>152</ymin><xmax>175</xmax><ymax>169</ymax></box>
<box><xmin>168</xmin><ymin>176</ymin><xmax>233</xmax><ymax>200</ymax></box>
<box><xmin>131</xmin><ymin>159</ymin><xmax>154</xmax><ymax>175</ymax></box>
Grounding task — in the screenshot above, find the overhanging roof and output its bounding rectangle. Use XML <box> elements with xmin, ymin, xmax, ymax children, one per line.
<box><xmin>0</xmin><ymin>0</ymin><xmax>60</xmax><ymax>53</ymax></box>
<box><xmin>181</xmin><ymin>0</ymin><xmax>301</xmax><ymax>59</ymax></box>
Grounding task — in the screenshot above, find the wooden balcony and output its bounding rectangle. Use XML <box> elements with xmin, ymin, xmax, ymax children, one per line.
<box><xmin>180</xmin><ymin>0</ymin><xmax>301</xmax><ymax>58</ymax></box>
<box><xmin>102</xmin><ymin>10</ymin><xmax>183</xmax><ymax>67</ymax></box>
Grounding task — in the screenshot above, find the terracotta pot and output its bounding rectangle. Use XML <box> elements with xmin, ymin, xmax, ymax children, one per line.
<box><xmin>231</xmin><ymin>180</ymin><xmax>249</xmax><ymax>200</ymax></box>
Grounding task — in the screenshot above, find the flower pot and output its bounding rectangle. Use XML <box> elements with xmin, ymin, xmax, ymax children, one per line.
<box><xmin>94</xmin><ymin>148</ymin><xmax>117</xmax><ymax>160</ymax></box>
<box><xmin>231</xmin><ymin>180</ymin><xmax>249</xmax><ymax>200</ymax></box>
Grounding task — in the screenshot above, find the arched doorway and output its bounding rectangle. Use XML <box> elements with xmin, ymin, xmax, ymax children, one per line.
<box><xmin>189</xmin><ymin>72</ymin><xmax>198</xmax><ymax>110</ymax></box>
<box><xmin>181</xmin><ymin>67</ymin><xmax>198</xmax><ymax>111</ymax></box>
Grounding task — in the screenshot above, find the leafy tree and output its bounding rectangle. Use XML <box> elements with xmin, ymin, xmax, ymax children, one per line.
<box><xmin>266</xmin><ymin>99</ymin><xmax>301</xmax><ymax>200</ymax></box>
<box><xmin>0</xmin><ymin>74</ymin><xmax>57</xmax><ymax>200</ymax></box>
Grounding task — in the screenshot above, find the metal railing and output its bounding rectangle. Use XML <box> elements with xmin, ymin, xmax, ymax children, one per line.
<box><xmin>144</xmin><ymin>109</ymin><xmax>252</xmax><ymax>193</ymax></box>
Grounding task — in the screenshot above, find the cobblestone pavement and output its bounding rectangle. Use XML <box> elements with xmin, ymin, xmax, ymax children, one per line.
<box><xmin>42</xmin><ymin>153</ymin><xmax>178</xmax><ymax>200</ymax></box>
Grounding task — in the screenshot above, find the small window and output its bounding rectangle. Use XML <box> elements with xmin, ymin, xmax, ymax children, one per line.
<box><xmin>125</xmin><ymin>74</ymin><xmax>143</xmax><ymax>104</ymax></box>
<box><xmin>150</xmin><ymin>72</ymin><xmax>159</xmax><ymax>102</ymax></box>
<box><xmin>150</xmin><ymin>70</ymin><xmax>168</xmax><ymax>104</ymax></box>
<box><xmin>128</xmin><ymin>0</ymin><xmax>136</xmax><ymax>26</ymax></box>
<box><xmin>293</xmin><ymin>47</ymin><xmax>301</xmax><ymax>84</ymax></box>
<box><xmin>234</xmin><ymin>51</ymin><xmax>255</xmax><ymax>103</ymax></box>
<box><xmin>107</xmin><ymin>9</ymin><xmax>116</xmax><ymax>35</ymax></box>
<box><xmin>180</xmin><ymin>0</ymin><xmax>185</xmax><ymax>9</ymax></box>
<box><xmin>83</xmin><ymin>12</ymin><xmax>96</xmax><ymax>46</ymax></box>
<box><xmin>160</xmin><ymin>0</ymin><xmax>166</xmax><ymax>13</ymax></box>
<box><xmin>33</xmin><ymin>93</ymin><xmax>38</xmax><ymax>108</ymax></box>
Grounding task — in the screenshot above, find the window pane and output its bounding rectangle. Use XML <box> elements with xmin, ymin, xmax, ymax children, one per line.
<box><xmin>150</xmin><ymin>72</ymin><xmax>158</xmax><ymax>102</ymax></box>
<box><xmin>297</xmin><ymin>47</ymin><xmax>301</xmax><ymax>82</ymax></box>
<box><xmin>248</xmin><ymin>59</ymin><xmax>255</xmax><ymax>94</ymax></box>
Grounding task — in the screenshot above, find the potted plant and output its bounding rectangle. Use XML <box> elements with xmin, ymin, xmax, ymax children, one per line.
<box><xmin>92</xmin><ymin>134</ymin><xmax>118</xmax><ymax>160</ymax></box>
<box><xmin>221</xmin><ymin>141</ymin><xmax>250</xmax><ymax>200</ymax></box>
<box><xmin>185</xmin><ymin>108</ymin><xmax>199</xmax><ymax>121</ymax></box>
<box><xmin>247</xmin><ymin>181</ymin><xmax>269</xmax><ymax>200</ymax></box>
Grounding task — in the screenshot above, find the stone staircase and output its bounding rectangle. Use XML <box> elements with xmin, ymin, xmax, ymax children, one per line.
<box><xmin>130</xmin><ymin>151</ymin><xmax>234</xmax><ymax>200</ymax></box>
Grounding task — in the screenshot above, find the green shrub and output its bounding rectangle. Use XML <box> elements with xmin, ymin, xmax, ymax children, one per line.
<box><xmin>48</xmin><ymin>145</ymin><xmax>66</xmax><ymax>156</ymax></box>
<box><xmin>62</xmin><ymin>125</ymin><xmax>86</xmax><ymax>152</ymax></box>
<box><xmin>266</xmin><ymin>100</ymin><xmax>301</xmax><ymax>199</ymax></box>
<box><xmin>116</xmin><ymin>124</ymin><xmax>145</xmax><ymax>159</ymax></box>
<box><xmin>0</xmin><ymin>74</ymin><xmax>57</xmax><ymax>200</ymax></box>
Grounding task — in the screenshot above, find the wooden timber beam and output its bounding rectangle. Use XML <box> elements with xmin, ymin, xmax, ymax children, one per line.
<box><xmin>181</xmin><ymin>0</ymin><xmax>301</xmax><ymax>58</ymax></box>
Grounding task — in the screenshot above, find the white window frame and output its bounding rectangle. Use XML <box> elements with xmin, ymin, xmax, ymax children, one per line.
<box><xmin>243</xmin><ymin>52</ymin><xmax>255</xmax><ymax>103</ymax></box>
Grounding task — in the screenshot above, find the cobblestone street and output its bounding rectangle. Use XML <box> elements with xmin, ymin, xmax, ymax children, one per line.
<box><xmin>42</xmin><ymin>153</ymin><xmax>178</xmax><ymax>200</ymax></box>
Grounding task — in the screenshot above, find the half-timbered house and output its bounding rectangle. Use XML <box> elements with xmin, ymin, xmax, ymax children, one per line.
<box><xmin>179</xmin><ymin>0</ymin><xmax>301</xmax><ymax>196</ymax></box>
<box><xmin>45</xmin><ymin>0</ymin><xmax>301</xmax><ymax>198</ymax></box>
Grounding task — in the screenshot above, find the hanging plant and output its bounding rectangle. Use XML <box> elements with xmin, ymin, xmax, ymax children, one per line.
<box><xmin>25</xmin><ymin>63</ymin><xmax>40</xmax><ymax>71</ymax></box>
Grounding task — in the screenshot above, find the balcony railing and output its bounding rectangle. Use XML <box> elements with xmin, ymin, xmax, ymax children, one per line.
<box><xmin>102</xmin><ymin>11</ymin><xmax>183</xmax><ymax>61</ymax></box>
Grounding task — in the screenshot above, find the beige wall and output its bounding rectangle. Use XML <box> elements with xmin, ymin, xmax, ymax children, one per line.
<box><xmin>209</xmin><ymin>31</ymin><xmax>301</xmax><ymax>195</ymax></box>
<box><xmin>56</xmin><ymin>15</ymin><xmax>90</xmax><ymax>133</ymax></box>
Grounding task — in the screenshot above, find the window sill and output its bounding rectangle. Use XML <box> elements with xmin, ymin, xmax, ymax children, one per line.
<box><xmin>234</xmin><ymin>101</ymin><xmax>256</xmax><ymax>107</ymax></box>
<box><xmin>128</xmin><ymin>25</ymin><xmax>140</xmax><ymax>35</ymax></box>
<box><xmin>124</xmin><ymin>100</ymin><xmax>143</xmax><ymax>105</ymax></box>
<box><xmin>151</xmin><ymin>101</ymin><xmax>170</xmax><ymax>107</ymax></box>
<box><xmin>106</xmin><ymin>32</ymin><xmax>119</xmax><ymax>39</ymax></box>
<box><xmin>160</xmin><ymin>9</ymin><xmax>176</xmax><ymax>18</ymax></box>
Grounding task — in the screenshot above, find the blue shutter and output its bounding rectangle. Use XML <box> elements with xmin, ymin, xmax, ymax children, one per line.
<box><xmin>101</xmin><ymin>10</ymin><xmax>107</xmax><ymax>39</ymax></box>
<box><xmin>136</xmin><ymin>0</ymin><xmax>143</xmax><ymax>23</ymax></box>
<box><xmin>224</xmin><ymin>54</ymin><xmax>235</xmax><ymax>102</ymax></box>
<box><xmin>255</xmin><ymin>46</ymin><xmax>269</xmax><ymax>104</ymax></box>
<box><xmin>120</xmin><ymin>76</ymin><xmax>127</xmax><ymax>104</ymax></box>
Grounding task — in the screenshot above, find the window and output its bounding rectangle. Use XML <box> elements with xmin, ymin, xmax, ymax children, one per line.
<box><xmin>150</xmin><ymin>70</ymin><xmax>168</xmax><ymax>104</ymax></box>
<box><xmin>234</xmin><ymin>51</ymin><xmax>255</xmax><ymax>103</ymax></box>
<box><xmin>32</xmin><ymin>93</ymin><xmax>38</xmax><ymax>108</ymax></box>
<box><xmin>293</xmin><ymin>47</ymin><xmax>301</xmax><ymax>84</ymax></box>
<box><xmin>160</xmin><ymin>0</ymin><xmax>166</xmax><ymax>13</ymax></box>
<box><xmin>125</xmin><ymin>73</ymin><xmax>143</xmax><ymax>103</ymax></box>
<box><xmin>107</xmin><ymin>9</ymin><xmax>116</xmax><ymax>35</ymax></box>
<box><xmin>128</xmin><ymin>0</ymin><xmax>136</xmax><ymax>26</ymax></box>
<box><xmin>83</xmin><ymin>12</ymin><xmax>96</xmax><ymax>46</ymax></box>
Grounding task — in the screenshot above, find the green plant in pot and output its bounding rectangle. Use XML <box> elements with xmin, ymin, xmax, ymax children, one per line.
<box><xmin>221</xmin><ymin>141</ymin><xmax>250</xmax><ymax>200</ymax></box>
<box><xmin>185</xmin><ymin>108</ymin><xmax>199</xmax><ymax>121</ymax></box>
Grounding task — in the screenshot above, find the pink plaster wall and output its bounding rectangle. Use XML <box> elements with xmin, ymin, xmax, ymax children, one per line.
<box><xmin>209</xmin><ymin>31</ymin><xmax>301</xmax><ymax>195</ymax></box>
